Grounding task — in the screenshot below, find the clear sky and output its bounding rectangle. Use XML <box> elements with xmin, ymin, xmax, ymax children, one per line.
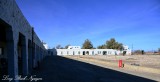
<box><xmin>15</xmin><ymin>0</ymin><xmax>160</xmax><ymax>51</ymax></box>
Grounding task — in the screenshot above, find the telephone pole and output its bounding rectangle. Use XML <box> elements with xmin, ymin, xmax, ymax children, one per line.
<box><xmin>132</xmin><ymin>44</ymin><xmax>133</xmax><ymax>55</ymax></box>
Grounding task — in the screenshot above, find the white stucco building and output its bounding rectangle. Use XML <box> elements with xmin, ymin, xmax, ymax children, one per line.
<box><xmin>68</xmin><ymin>46</ymin><xmax>81</xmax><ymax>49</ymax></box>
<box><xmin>56</xmin><ymin>46</ymin><xmax>131</xmax><ymax>56</ymax></box>
<box><xmin>42</xmin><ymin>42</ymin><xmax>49</xmax><ymax>49</ymax></box>
<box><xmin>123</xmin><ymin>45</ymin><xmax>132</xmax><ymax>55</ymax></box>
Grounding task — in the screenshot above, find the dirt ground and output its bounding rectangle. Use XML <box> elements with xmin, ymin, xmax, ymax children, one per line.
<box><xmin>31</xmin><ymin>56</ymin><xmax>157</xmax><ymax>82</ymax></box>
<box><xmin>70</xmin><ymin>55</ymin><xmax>160</xmax><ymax>69</ymax></box>
<box><xmin>64</xmin><ymin>55</ymin><xmax>160</xmax><ymax>81</ymax></box>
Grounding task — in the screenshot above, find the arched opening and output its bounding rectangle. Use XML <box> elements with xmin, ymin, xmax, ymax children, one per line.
<box><xmin>61</xmin><ymin>51</ymin><xmax>63</xmax><ymax>55</ymax></box>
<box><xmin>103</xmin><ymin>51</ymin><xmax>107</xmax><ymax>55</ymax></box>
<box><xmin>67</xmin><ymin>51</ymin><xmax>69</xmax><ymax>55</ymax></box>
<box><xmin>86</xmin><ymin>51</ymin><xmax>89</xmax><ymax>55</ymax></box>
<box><xmin>78</xmin><ymin>51</ymin><xmax>80</xmax><ymax>55</ymax></box>
<box><xmin>92</xmin><ymin>51</ymin><xmax>94</xmax><ymax>55</ymax></box>
<box><xmin>83</xmin><ymin>51</ymin><xmax>85</xmax><ymax>55</ymax></box>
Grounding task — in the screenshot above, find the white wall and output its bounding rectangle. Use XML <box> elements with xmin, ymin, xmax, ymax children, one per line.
<box><xmin>56</xmin><ymin>49</ymin><xmax>128</xmax><ymax>56</ymax></box>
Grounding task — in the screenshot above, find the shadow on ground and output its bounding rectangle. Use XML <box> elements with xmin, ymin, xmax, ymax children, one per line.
<box><xmin>32</xmin><ymin>56</ymin><xmax>156</xmax><ymax>82</ymax></box>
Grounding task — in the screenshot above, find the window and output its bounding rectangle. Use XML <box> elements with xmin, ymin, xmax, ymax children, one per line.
<box><xmin>0</xmin><ymin>47</ymin><xmax>3</xmax><ymax>55</ymax></box>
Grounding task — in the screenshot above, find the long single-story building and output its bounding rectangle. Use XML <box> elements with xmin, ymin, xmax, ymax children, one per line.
<box><xmin>49</xmin><ymin>46</ymin><xmax>132</xmax><ymax>56</ymax></box>
<box><xmin>0</xmin><ymin>0</ymin><xmax>48</xmax><ymax>81</ymax></box>
<box><xmin>57</xmin><ymin>49</ymin><xmax>121</xmax><ymax>55</ymax></box>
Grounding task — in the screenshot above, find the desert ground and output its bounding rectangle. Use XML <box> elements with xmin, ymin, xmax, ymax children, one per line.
<box><xmin>63</xmin><ymin>55</ymin><xmax>160</xmax><ymax>81</ymax></box>
<box><xmin>2</xmin><ymin>54</ymin><xmax>159</xmax><ymax>82</ymax></box>
<box><xmin>32</xmin><ymin>55</ymin><xmax>158</xmax><ymax>82</ymax></box>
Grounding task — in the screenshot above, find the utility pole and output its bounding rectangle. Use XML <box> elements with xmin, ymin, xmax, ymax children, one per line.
<box><xmin>132</xmin><ymin>44</ymin><xmax>133</xmax><ymax>55</ymax></box>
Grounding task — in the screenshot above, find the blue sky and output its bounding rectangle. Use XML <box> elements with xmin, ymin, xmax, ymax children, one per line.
<box><xmin>15</xmin><ymin>0</ymin><xmax>160</xmax><ymax>51</ymax></box>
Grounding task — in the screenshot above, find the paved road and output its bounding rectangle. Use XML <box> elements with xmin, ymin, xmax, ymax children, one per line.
<box><xmin>32</xmin><ymin>56</ymin><xmax>156</xmax><ymax>82</ymax></box>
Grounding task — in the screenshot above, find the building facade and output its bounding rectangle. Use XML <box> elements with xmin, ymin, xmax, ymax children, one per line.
<box><xmin>56</xmin><ymin>46</ymin><xmax>131</xmax><ymax>56</ymax></box>
<box><xmin>0</xmin><ymin>0</ymin><xmax>48</xmax><ymax>81</ymax></box>
<box><xmin>68</xmin><ymin>46</ymin><xmax>81</xmax><ymax>49</ymax></box>
<box><xmin>42</xmin><ymin>41</ymin><xmax>49</xmax><ymax>49</ymax></box>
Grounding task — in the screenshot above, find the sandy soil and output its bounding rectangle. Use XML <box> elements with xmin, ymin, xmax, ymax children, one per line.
<box><xmin>77</xmin><ymin>55</ymin><xmax>160</xmax><ymax>69</ymax></box>
<box><xmin>31</xmin><ymin>56</ymin><xmax>156</xmax><ymax>82</ymax></box>
<box><xmin>64</xmin><ymin>55</ymin><xmax>160</xmax><ymax>81</ymax></box>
